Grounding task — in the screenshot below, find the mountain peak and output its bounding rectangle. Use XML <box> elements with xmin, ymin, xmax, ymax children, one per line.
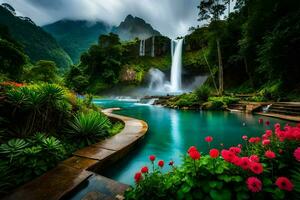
<box><xmin>114</xmin><ymin>15</ymin><xmax>161</xmax><ymax>40</ymax></box>
<box><xmin>1</xmin><ymin>3</ymin><xmax>16</xmax><ymax>16</ymax></box>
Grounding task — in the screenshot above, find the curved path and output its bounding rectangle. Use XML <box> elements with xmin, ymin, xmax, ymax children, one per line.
<box><xmin>4</xmin><ymin>108</ymin><xmax>148</xmax><ymax>200</ymax></box>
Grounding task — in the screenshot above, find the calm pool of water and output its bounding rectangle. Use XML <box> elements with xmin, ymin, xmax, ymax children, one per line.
<box><xmin>91</xmin><ymin>99</ymin><xmax>291</xmax><ymax>186</ymax></box>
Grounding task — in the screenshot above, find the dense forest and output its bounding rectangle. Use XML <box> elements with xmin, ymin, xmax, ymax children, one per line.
<box><xmin>0</xmin><ymin>0</ymin><xmax>300</xmax><ymax>100</ymax></box>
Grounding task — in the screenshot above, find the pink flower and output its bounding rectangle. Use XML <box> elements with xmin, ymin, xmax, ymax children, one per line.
<box><xmin>149</xmin><ymin>155</ymin><xmax>156</xmax><ymax>162</ymax></box>
<box><xmin>189</xmin><ymin>150</ymin><xmax>201</xmax><ymax>160</ymax></box>
<box><xmin>250</xmin><ymin>162</ymin><xmax>263</xmax><ymax>174</ymax></box>
<box><xmin>275</xmin><ymin>177</ymin><xmax>294</xmax><ymax>191</ymax></box>
<box><xmin>209</xmin><ymin>149</ymin><xmax>219</xmax><ymax>158</ymax></box>
<box><xmin>237</xmin><ymin>144</ymin><xmax>242</xmax><ymax>148</ymax></box>
<box><xmin>293</xmin><ymin>147</ymin><xmax>300</xmax><ymax>161</ymax></box>
<box><xmin>246</xmin><ymin>177</ymin><xmax>262</xmax><ymax>192</ymax></box>
<box><xmin>169</xmin><ymin>160</ymin><xmax>174</xmax><ymax>166</ymax></box>
<box><xmin>265</xmin><ymin>150</ymin><xmax>276</xmax><ymax>159</ymax></box>
<box><xmin>134</xmin><ymin>172</ymin><xmax>142</xmax><ymax>183</ymax></box>
<box><xmin>258</xmin><ymin>118</ymin><xmax>263</xmax><ymax>124</ymax></box>
<box><xmin>262</xmin><ymin>139</ymin><xmax>271</xmax><ymax>146</ymax></box>
<box><xmin>242</xmin><ymin>135</ymin><xmax>248</xmax><ymax>140</ymax></box>
<box><xmin>141</xmin><ymin>166</ymin><xmax>148</xmax><ymax>173</ymax></box>
<box><xmin>279</xmin><ymin>149</ymin><xmax>283</xmax><ymax>154</ymax></box>
<box><xmin>205</xmin><ymin>136</ymin><xmax>213</xmax><ymax>143</ymax></box>
<box><xmin>158</xmin><ymin>160</ymin><xmax>164</xmax><ymax>168</ymax></box>
<box><xmin>249</xmin><ymin>155</ymin><xmax>260</xmax><ymax>163</ymax></box>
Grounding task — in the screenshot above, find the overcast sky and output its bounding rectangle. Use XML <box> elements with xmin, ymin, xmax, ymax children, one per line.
<box><xmin>0</xmin><ymin>0</ymin><xmax>203</xmax><ymax>38</ymax></box>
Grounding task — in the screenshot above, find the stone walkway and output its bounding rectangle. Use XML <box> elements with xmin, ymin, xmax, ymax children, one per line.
<box><xmin>3</xmin><ymin>108</ymin><xmax>148</xmax><ymax>200</ymax></box>
<box><xmin>255</xmin><ymin>112</ymin><xmax>300</xmax><ymax>122</ymax></box>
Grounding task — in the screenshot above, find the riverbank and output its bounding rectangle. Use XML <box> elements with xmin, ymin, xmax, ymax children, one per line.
<box><xmin>149</xmin><ymin>96</ymin><xmax>300</xmax><ymax>122</ymax></box>
<box><xmin>3</xmin><ymin>109</ymin><xmax>148</xmax><ymax>200</ymax></box>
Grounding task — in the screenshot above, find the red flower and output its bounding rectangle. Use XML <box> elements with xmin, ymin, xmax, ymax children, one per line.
<box><xmin>265</xmin><ymin>150</ymin><xmax>276</xmax><ymax>159</ymax></box>
<box><xmin>221</xmin><ymin>150</ymin><xmax>235</xmax><ymax>163</ymax></box>
<box><xmin>250</xmin><ymin>162</ymin><xmax>263</xmax><ymax>174</ymax></box>
<box><xmin>188</xmin><ymin>146</ymin><xmax>197</xmax><ymax>153</ymax></box>
<box><xmin>246</xmin><ymin>177</ymin><xmax>262</xmax><ymax>192</ymax></box>
<box><xmin>134</xmin><ymin>172</ymin><xmax>142</xmax><ymax>183</ymax></box>
<box><xmin>249</xmin><ymin>155</ymin><xmax>260</xmax><ymax>163</ymax></box>
<box><xmin>294</xmin><ymin>147</ymin><xmax>300</xmax><ymax>161</ymax></box>
<box><xmin>262</xmin><ymin>139</ymin><xmax>270</xmax><ymax>146</ymax></box>
<box><xmin>265</xmin><ymin>120</ymin><xmax>270</xmax><ymax>126</ymax></box>
<box><xmin>229</xmin><ymin>147</ymin><xmax>241</xmax><ymax>154</ymax></box>
<box><xmin>265</xmin><ymin>130</ymin><xmax>272</xmax><ymax>137</ymax></box>
<box><xmin>189</xmin><ymin>150</ymin><xmax>201</xmax><ymax>160</ymax></box>
<box><xmin>258</xmin><ymin>118</ymin><xmax>263</xmax><ymax>124</ymax></box>
<box><xmin>169</xmin><ymin>160</ymin><xmax>174</xmax><ymax>166</ymax></box>
<box><xmin>237</xmin><ymin>144</ymin><xmax>242</xmax><ymax>148</ymax></box>
<box><xmin>149</xmin><ymin>155</ymin><xmax>156</xmax><ymax>162</ymax></box>
<box><xmin>249</xmin><ymin>137</ymin><xmax>260</xmax><ymax>143</ymax></box>
<box><xmin>279</xmin><ymin>149</ymin><xmax>283</xmax><ymax>154</ymax></box>
<box><xmin>242</xmin><ymin>135</ymin><xmax>248</xmax><ymax>140</ymax></box>
<box><xmin>141</xmin><ymin>166</ymin><xmax>148</xmax><ymax>173</ymax></box>
<box><xmin>274</xmin><ymin>123</ymin><xmax>280</xmax><ymax>129</ymax></box>
<box><xmin>238</xmin><ymin>157</ymin><xmax>251</xmax><ymax>170</ymax></box>
<box><xmin>275</xmin><ymin>177</ymin><xmax>294</xmax><ymax>191</ymax></box>
<box><xmin>209</xmin><ymin>149</ymin><xmax>219</xmax><ymax>158</ymax></box>
<box><xmin>158</xmin><ymin>160</ymin><xmax>164</xmax><ymax>168</ymax></box>
<box><xmin>205</xmin><ymin>136</ymin><xmax>213</xmax><ymax>143</ymax></box>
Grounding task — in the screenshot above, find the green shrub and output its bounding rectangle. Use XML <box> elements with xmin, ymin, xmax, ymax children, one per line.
<box><xmin>259</xmin><ymin>81</ymin><xmax>283</xmax><ymax>101</ymax></box>
<box><xmin>195</xmin><ymin>85</ymin><xmax>212</xmax><ymax>101</ymax></box>
<box><xmin>0</xmin><ymin>83</ymin><xmax>72</xmax><ymax>138</ymax></box>
<box><xmin>65</xmin><ymin>111</ymin><xmax>111</xmax><ymax>147</ymax></box>
<box><xmin>108</xmin><ymin>121</ymin><xmax>124</xmax><ymax>136</ymax></box>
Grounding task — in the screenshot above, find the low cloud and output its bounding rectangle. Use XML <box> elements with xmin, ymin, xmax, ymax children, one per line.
<box><xmin>0</xmin><ymin>0</ymin><xmax>200</xmax><ymax>38</ymax></box>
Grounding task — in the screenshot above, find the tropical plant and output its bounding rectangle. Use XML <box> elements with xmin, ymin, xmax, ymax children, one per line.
<box><xmin>195</xmin><ymin>84</ymin><xmax>212</xmax><ymax>101</ymax></box>
<box><xmin>0</xmin><ymin>133</ymin><xmax>67</xmax><ymax>194</ymax></box>
<box><xmin>65</xmin><ymin>111</ymin><xmax>110</xmax><ymax>147</ymax></box>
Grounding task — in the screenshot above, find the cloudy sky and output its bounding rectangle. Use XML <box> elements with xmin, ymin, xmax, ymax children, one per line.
<box><xmin>0</xmin><ymin>0</ymin><xmax>202</xmax><ymax>38</ymax></box>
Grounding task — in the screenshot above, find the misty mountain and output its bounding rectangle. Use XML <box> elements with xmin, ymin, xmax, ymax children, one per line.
<box><xmin>43</xmin><ymin>20</ymin><xmax>111</xmax><ymax>64</ymax></box>
<box><xmin>0</xmin><ymin>4</ymin><xmax>72</xmax><ymax>68</ymax></box>
<box><xmin>113</xmin><ymin>15</ymin><xmax>161</xmax><ymax>41</ymax></box>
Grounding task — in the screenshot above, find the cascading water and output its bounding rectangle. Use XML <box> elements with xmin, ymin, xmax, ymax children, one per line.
<box><xmin>151</xmin><ymin>36</ymin><xmax>155</xmax><ymax>57</ymax></box>
<box><xmin>170</xmin><ymin>39</ymin><xmax>183</xmax><ymax>92</ymax></box>
<box><xmin>139</xmin><ymin>39</ymin><xmax>145</xmax><ymax>56</ymax></box>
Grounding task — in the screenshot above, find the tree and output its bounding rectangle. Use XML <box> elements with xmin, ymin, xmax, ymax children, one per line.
<box><xmin>198</xmin><ymin>0</ymin><xmax>226</xmax><ymax>95</ymax></box>
<box><xmin>29</xmin><ymin>60</ymin><xmax>59</xmax><ymax>83</ymax></box>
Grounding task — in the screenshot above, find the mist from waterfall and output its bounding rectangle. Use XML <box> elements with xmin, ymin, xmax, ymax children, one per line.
<box><xmin>170</xmin><ymin>39</ymin><xmax>183</xmax><ymax>92</ymax></box>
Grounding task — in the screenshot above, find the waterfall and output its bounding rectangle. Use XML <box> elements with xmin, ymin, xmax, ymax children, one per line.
<box><xmin>171</xmin><ymin>40</ymin><xmax>174</xmax><ymax>58</ymax></box>
<box><xmin>139</xmin><ymin>39</ymin><xmax>145</xmax><ymax>56</ymax></box>
<box><xmin>151</xmin><ymin>36</ymin><xmax>155</xmax><ymax>57</ymax></box>
<box><xmin>170</xmin><ymin>39</ymin><xmax>183</xmax><ymax>92</ymax></box>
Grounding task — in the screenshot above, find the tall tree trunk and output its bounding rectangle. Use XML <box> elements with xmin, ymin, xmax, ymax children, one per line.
<box><xmin>244</xmin><ymin>56</ymin><xmax>254</xmax><ymax>88</ymax></box>
<box><xmin>217</xmin><ymin>39</ymin><xmax>223</xmax><ymax>95</ymax></box>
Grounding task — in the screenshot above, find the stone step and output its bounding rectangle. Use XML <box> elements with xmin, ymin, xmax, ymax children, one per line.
<box><xmin>3</xmin><ymin>165</ymin><xmax>93</xmax><ymax>200</ymax></box>
<box><xmin>270</xmin><ymin>105</ymin><xmax>300</xmax><ymax>112</ymax></box>
<box><xmin>65</xmin><ymin>174</ymin><xmax>129</xmax><ymax>200</ymax></box>
<box><xmin>267</xmin><ymin>109</ymin><xmax>300</xmax><ymax>116</ymax></box>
